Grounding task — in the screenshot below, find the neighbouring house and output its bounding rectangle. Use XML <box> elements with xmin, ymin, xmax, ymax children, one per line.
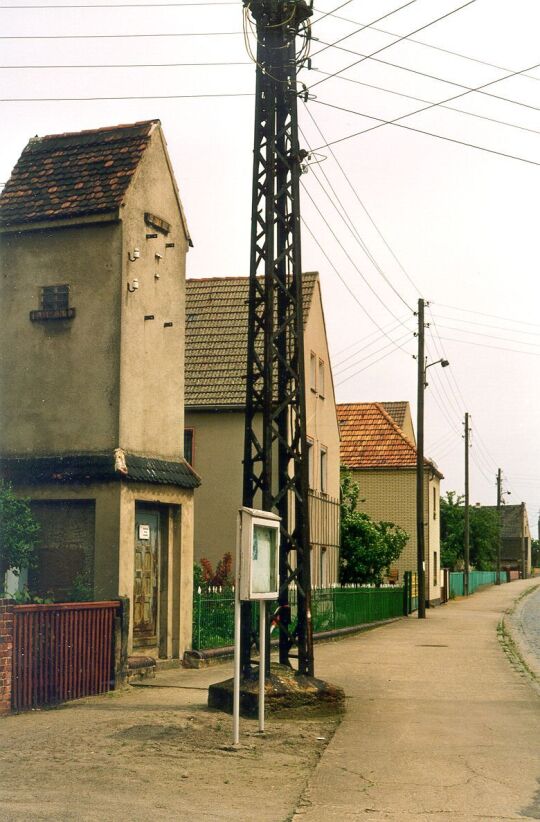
<box><xmin>337</xmin><ymin>402</ymin><xmax>443</xmax><ymax>606</ymax></box>
<box><xmin>0</xmin><ymin>120</ymin><xmax>200</xmax><ymax>660</ymax></box>
<box><xmin>184</xmin><ymin>273</ymin><xmax>341</xmax><ymax>586</ymax></box>
<box><xmin>482</xmin><ymin>503</ymin><xmax>532</xmax><ymax>578</ymax></box>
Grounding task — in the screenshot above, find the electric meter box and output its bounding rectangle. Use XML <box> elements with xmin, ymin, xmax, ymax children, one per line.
<box><xmin>237</xmin><ymin>507</ymin><xmax>280</xmax><ymax>601</ymax></box>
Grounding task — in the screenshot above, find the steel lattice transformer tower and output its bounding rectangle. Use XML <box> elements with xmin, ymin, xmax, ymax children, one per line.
<box><xmin>241</xmin><ymin>0</ymin><xmax>314</xmax><ymax>676</ymax></box>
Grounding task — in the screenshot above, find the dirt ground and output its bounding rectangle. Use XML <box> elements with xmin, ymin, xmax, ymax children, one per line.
<box><xmin>0</xmin><ymin>663</ymin><xmax>341</xmax><ymax>822</ymax></box>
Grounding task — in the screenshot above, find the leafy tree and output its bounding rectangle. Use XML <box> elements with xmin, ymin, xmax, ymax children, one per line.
<box><xmin>0</xmin><ymin>481</ymin><xmax>39</xmax><ymax>578</ymax></box>
<box><xmin>440</xmin><ymin>491</ymin><xmax>500</xmax><ymax>570</ymax></box>
<box><xmin>339</xmin><ymin>468</ymin><xmax>409</xmax><ymax>585</ymax></box>
<box><xmin>196</xmin><ymin>552</ymin><xmax>234</xmax><ymax>589</ymax></box>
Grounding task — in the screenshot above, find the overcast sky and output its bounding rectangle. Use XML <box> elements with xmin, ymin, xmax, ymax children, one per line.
<box><xmin>1</xmin><ymin>0</ymin><xmax>539</xmax><ymax>532</ymax></box>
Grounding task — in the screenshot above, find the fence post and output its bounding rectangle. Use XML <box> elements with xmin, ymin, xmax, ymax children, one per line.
<box><xmin>0</xmin><ymin>598</ymin><xmax>15</xmax><ymax>714</ymax></box>
<box><xmin>114</xmin><ymin>597</ymin><xmax>130</xmax><ymax>689</ymax></box>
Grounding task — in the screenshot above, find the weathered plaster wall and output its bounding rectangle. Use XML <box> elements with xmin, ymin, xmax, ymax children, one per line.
<box><xmin>304</xmin><ymin>280</ymin><xmax>340</xmax><ymax>501</ymax></box>
<box><xmin>0</xmin><ymin>221</ymin><xmax>121</xmax><ymax>455</ymax></box>
<box><xmin>119</xmin><ymin>130</ymin><xmax>188</xmax><ymax>461</ymax></box>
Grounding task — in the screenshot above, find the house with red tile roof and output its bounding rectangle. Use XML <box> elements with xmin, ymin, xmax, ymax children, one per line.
<box><xmin>0</xmin><ymin>120</ymin><xmax>199</xmax><ymax>660</ymax></box>
<box><xmin>337</xmin><ymin>402</ymin><xmax>443</xmax><ymax>606</ymax></box>
<box><xmin>184</xmin><ymin>273</ymin><xmax>341</xmax><ymax>586</ymax></box>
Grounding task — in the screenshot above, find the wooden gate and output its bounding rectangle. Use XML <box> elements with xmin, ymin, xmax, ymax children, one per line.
<box><xmin>12</xmin><ymin>601</ymin><xmax>118</xmax><ymax>712</ymax></box>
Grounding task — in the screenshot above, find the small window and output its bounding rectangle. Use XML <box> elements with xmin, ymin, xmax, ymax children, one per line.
<box><xmin>307</xmin><ymin>438</ymin><xmax>314</xmax><ymax>488</ymax></box>
<box><xmin>30</xmin><ymin>284</ymin><xmax>75</xmax><ymax>321</ymax></box>
<box><xmin>310</xmin><ymin>352</ymin><xmax>317</xmax><ymax>392</ymax></box>
<box><xmin>320</xmin><ymin>445</ymin><xmax>328</xmax><ymax>494</ymax></box>
<box><xmin>184</xmin><ymin>428</ymin><xmax>194</xmax><ymax>466</ymax></box>
<box><xmin>433</xmin><ymin>551</ymin><xmax>438</xmax><ymax>587</ymax></box>
<box><xmin>318</xmin><ymin>358</ymin><xmax>325</xmax><ymax>398</ymax></box>
<box><xmin>433</xmin><ymin>487</ymin><xmax>437</xmax><ymax>520</ymax></box>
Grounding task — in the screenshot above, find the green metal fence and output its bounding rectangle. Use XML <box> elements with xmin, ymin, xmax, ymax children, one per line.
<box><xmin>449</xmin><ymin>570</ymin><xmax>507</xmax><ymax>598</ymax></box>
<box><xmin>192</xmin><ymin>585</ymin><xmax>406</xmax><ymax>651</ymax></box>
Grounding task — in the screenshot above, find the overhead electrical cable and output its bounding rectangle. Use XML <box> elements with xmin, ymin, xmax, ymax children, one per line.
<box><xmin>431</xmin><ymin>313</ymin><xmax>540</xmax><ymax>337</ymax></box>
<box><xmin>301</xmin><ymin>103</ymin><xmax>422</xmax><ymax>296</ymax></box>
<box><xmin>310</xmin><ymin>99</ymin><xmax>540</xmax><ymax>168</ymax></box>
<box><xmin>300</xmin><ymin>125</ymin><xmax>415</xmax><ymax>312</ymax></box>
<box><xmin>434</xmin><ymin>302</ymin><xmax>540</xmax><ymax>329</ymax></box>
<box><xmin>334</xmin><ymin>328</ymin><xmax>414</xmax><ymax>376</ymax></box>
<box><xmin>311</xmin><ymin>38</ymin><xmax>540</xmax><ymax>116</ymax></box>
<box><xmin>435</xmin><ymin>323</ymin><xmax>540</xmax><ymax>348</ymax></box>
<box><xmin>310</xmin><ymin>0</ymin><xmax>420</xmax><ymax>57</ymax></box>
<box><xmin>333</xmin><ymin>317</ymin><xmax>410</xmax><ymax>369</ymax></box>
<box><xmin>312</xmin><ymin>58</ymin><xmax>540</xmax><ymax>150</ymax></box>
<box><xmin>335</xmin><ymin>333</ymin><xmax>412</xmax><ymax>385</ymax></box>
<box><xmin>311</xmin><ymin>5</ymin><xmax>540</xmax><ymax>85</ymax></box>
<box><xmin>332</xmin><ymin>315</ymin><xmax>409</xmax><ymax>360</ymax></box>
<box><xmin>308</xmin><ymin>0</ymin><xmax>479</xmax><ymax>89</ymax></box>
<box><xmin>437</xmin><ymin>336</ymin><xmax>540</xmax><ymax>357</ymax></box>
<box><xmin>302</xmin><ymin>184</ymin><xmax>412</xmax><ymax>334</ymax></box>
<box><xmin>302</xmin><ymin>217</ymin><xmax>414</xmax><ymax>358</ymax></box>
<box><xmin>0</xmin><ymin>29</ymin><xmax>243</xmax><ymax>38</ymax></box>
<box><xmin>310</xmin><ymin>68</ymin><xmax>540</xmax><ymax>140</ymax></box>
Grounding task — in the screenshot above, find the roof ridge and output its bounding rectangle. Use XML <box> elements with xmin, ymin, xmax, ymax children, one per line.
<box><xmin>35</xmin><ymin>119</ymin><xmax>159</xmax><ymax>143</ymax></box>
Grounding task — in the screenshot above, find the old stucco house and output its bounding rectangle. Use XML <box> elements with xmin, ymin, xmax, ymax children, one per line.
<box><xmin>0</xmin><ymin>120</ymin><xmax>199</xmax><ymax>660</ymax></box>
<box><xmin>337</xmin><ymin>401</ymin><xmax>443</xmax><ymax>606</ymax></box>
<box><xmin>184</xmin><ymin>273</ymin><xmax>341</xmax><ymax>586</ymax></box>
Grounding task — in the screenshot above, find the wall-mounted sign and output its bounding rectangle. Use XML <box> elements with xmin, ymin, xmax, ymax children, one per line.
<box><xmin>138</xmin><ymin>524</ymin><xmax>150</xmax><ymax>540</ymax></box>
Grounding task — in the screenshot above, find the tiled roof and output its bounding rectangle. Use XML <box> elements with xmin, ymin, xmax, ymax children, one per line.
<box><xmin>337</xmin><ymin>402</ymin><xmax>442</xmax><ymax>476</ymax></box>
<box><xmin>185</xmin><ymin>273</ymin><xmax>318</xmax><ymax>408</ymax></box>
<box><xmin>0</xmin><ymin>453</ymin><xmax>200</xmax><ymax>489</ymax></box>
<box><xmin>0</xmin><ymin>120</ymin><xmax>158</xmax><ymax>226</ymax></box>
<box><xmin>381</xmin><ymin>401</ymin><xmax>408</xmax><ymax>431</ymax></box>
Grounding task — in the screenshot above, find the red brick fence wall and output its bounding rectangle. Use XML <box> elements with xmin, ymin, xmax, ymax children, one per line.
<box><xmin>0</xmin><ymin>597</ymin><xmax>129</xmax><ymax>714</ymax></box>
<box><xmin>0</xmin><ymin>599</ymin><xmax>15</xmax><ymax>714</ymax></box>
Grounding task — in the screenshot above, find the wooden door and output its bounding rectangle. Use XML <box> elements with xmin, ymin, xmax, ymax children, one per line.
<box><xmin>133</xmin><ymin>508</ymin><xmax>160</xmax><ymax>644</ymax></box>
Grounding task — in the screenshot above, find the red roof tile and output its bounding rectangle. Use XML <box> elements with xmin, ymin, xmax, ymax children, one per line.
<box><xmin>0</xmin><ymin>120</ymin><xmax>159</xmax><ymax>226</ymax></box>
<box><xmin>337</xmin><ymin>402</ymin><xmax>442</xmax><ymax>476</ymax></box>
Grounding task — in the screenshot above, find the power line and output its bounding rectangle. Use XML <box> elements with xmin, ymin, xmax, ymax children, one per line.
<box><xmin>437</xmin><ymin>335</ymin><xmax>540</xmax><ymax>357</ymax></box>
<box><xmin>0</xmin><ymin>29</ymin><xmax>242</xmax><ymax>38</ymax></box>
<box><xmin>311</xmin><ymin>5</ymin><xmax>540</xmax><ymax>86</ymax></box>
<box><xmin>0</xmin><ymin>92</ymin><xmax>253</xmax><ymax>100</ymax></box>
<box><xmin>333</xmin><ymin>316</ymin><xmax>410</xmax><ymax>367</ymax></box>
<box><xmin>302</xmin><ymin>183</ymin><xmax>412</xmax><ymax>333</ymax></box>
<box><xmin>436</xmin><ymin>322</ymin><xmax>540</xmax><ymax>346</ymax></box>
<box><xmin>432</xmin><ymin>313</ymin><xmax>540</xmax><ymax>337</ymax></box>
<box><xmin>312</xmin><ymin>38</ymin><xmax>540</xmax><ymax>116</ymax></box>
<box><xmin>310</xmin><ymin>68</ymin><xmax>540</xmax><ymax>141</ymax></box>
<box><xmin>335</xmin><ymin>333</ymin><xmax>412</xmax><ymax>385</ymax></box>
<box><xmin>1</xmin><ymin>1</ymin><xmax>236</xmax><ymax>5</ymax></box>
<box><xmin>310</xmin><ymin>0</ymin><xmax>361</xmax><ymax>27</ymax></box>
<box><xmin>434</xmin><ymin>302</ymin><xmax>540</xmax><ymax>329</ymax></box>
<box><xmin>302</xmin><ymin>103</ymin><xmax>422</xmax><ymax>296</ymax></box>
<box><xmin>313</xmin><ymin>57</ymin><xmax>540</xmax><ymax>152</ymax></box>
<box><xmin>302</xmin><ymin>216</ymin><xmax>414</xmax><ymax>358</ymax></box>
<box><xmin>310</xmin><ymin>98</ymin><xmax>540</xmax><ymax>169</ymax></box>
<box><xmin>334</xmin><ymin>326</ymin><xmax>414</xmax><ymax>376</ymax></box>
<box><xmin>311</xmin><ymin>0</ymin><xmax>420</xmax><ymax>57</ymax></box>
<box><xmin>0</xmin><ymin>61</ymin><xmax>251</xmax><ymax>68</ymax></box>
<box><xmin>300</xmin><ymin>125</ymin><xmax>414</xmax><ymax>312</ymax></box>
<box><xmin>308</xmin><ymin>0</ymin><xmax>479</xmax><ymax>90</ymax></box>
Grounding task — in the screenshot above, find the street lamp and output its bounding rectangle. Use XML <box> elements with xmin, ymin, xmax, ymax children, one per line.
<box><xmin>416</xmin><ymin>299</ymin><xmax>450</xmax><ymax>619</ymax></box>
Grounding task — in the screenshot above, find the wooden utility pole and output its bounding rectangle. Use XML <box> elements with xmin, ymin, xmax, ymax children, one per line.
<box><xmin>463</xmin><ymin>412</ymin><xmax>470</xmax><ymax>596</ymax></box>
<box><xmin>496</xmin><ymin>469</ymin><xmax>502</xmax><ymax>584</ymax></box>
<box><xmin>416</xmin><ymin>298</ymin><xmax>426</xmax><ymax>618</ymax></box>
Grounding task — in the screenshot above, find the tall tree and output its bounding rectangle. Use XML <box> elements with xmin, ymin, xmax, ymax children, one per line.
<box><xmin>440</xmin><ymin>491</ymin><xmax>499</xmax><ymax>570</ymax></box>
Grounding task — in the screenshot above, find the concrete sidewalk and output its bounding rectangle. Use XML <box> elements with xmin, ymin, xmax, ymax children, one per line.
<box><xmin>293</xmin><ymin>578</ymin><xmax>540</xmax><ymax>822</ymax></box>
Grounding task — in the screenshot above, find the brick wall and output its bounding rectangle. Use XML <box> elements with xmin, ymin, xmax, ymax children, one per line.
<box><xmin>0</xmin><ymin>598</ymin><xmax>14</xmax><ymax>715</ymax></box>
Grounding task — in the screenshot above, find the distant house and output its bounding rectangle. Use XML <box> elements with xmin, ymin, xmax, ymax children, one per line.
<box><xmin>0</xmin><ymin>120</ymin><xmax>199</xmax><ymax>660</ymax></box>
<box><xmin>482</xmin><ymin>503</ymin><xmax>531</xmax><ymax>577</ymax></box>
<box><xmin>337</xmin><ymin>402</ymin><xmax>443</xmax><ymax>606</ymax></box>
<box><xmin>184</xmin><ymin>272</ymin><xmax>341</xmax><ymax>586</ymax></box>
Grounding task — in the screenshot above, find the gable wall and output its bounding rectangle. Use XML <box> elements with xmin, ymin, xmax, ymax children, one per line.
<box><xmin>119</xmin><ymin>130</ymin><xmax>189</xmax><ymax>461</ymax></box>
<box><xmin>351</xmin><ymin>467</ymin><xmax>441</xmax><ymax>601</ymax></box>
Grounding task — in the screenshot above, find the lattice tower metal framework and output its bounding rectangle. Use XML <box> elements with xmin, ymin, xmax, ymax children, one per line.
<box><xmin>241</xmin><ymin>0</ymin><xmax>314</xmax><ymax>677</ymax></box>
